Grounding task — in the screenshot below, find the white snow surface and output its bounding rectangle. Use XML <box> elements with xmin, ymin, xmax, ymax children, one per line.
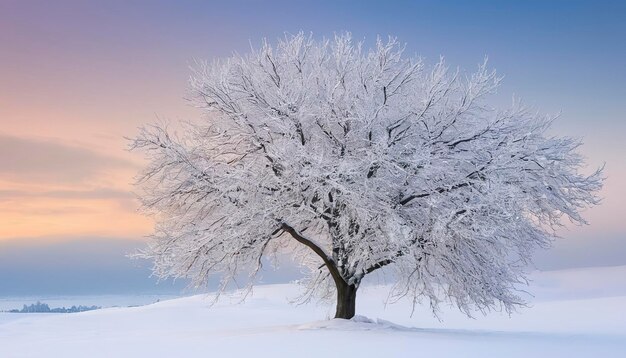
<box><xmin>1</xmin><ymin>266</ymin><xmax>626</xmax><ymax>357</ymax></box>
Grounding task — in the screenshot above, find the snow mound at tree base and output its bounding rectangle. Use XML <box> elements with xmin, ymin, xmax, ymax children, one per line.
<box><xmin>298</xmin><ymin>315</ymin><xmax>408</xmax><ymax>331</ymax></box>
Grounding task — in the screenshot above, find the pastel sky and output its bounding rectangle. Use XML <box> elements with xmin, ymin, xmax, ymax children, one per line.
<box><xmin>1</xmin><ymin>0</ymin><xmax>625</xmax><ymax>295</ymax></box>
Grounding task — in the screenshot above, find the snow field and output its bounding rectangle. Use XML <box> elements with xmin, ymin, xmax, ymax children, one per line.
<box><xmin>1</xmin><ymin>266</ymin><xmax>626</xmax><ymax>357</ymax></box>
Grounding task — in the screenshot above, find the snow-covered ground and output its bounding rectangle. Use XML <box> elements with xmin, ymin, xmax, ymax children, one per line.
<box><xmin>1</xmin><ymin>266</ymin><xmax>626</xmax><ymax>357</ymax></box>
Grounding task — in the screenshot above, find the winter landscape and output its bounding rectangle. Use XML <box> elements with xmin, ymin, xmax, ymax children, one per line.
<box><xmin>2</xmin><ymin>1</ymin><xmax>626</xmax><ymax>357</ymax></box>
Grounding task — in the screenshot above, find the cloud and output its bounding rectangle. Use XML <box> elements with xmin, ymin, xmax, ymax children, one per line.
<box><xmin>0</xmin><ymin>237</ymin><xmax>180</xmax><ymax>295</ymax></box>
<box><xmin>0</xmin><ymin>188</ymin><xmax>138</xmax><ymax>216</ymax></box>
<box><xmin>0</xmin><ymin>206</ymin><xmax>99</xmax><ymax>216</ymax></box>
<box><xmin>0</xmin><ymin>134</ymin><xmax>136</xmax><ymax>184</ymax></box>
<box><xmin>533</xmin><ymin>233</ymin><xmax>626</xmax><ymax>270</ymax></box>
<box><xmin>0</xmin><ymin>188</ymin><xmax>135</xmax><ymax>200</ymax></box>
<box><xmin>0</xmin><ymin>236</ymin><xmax>302</xmax><ymax>296</ymax></box>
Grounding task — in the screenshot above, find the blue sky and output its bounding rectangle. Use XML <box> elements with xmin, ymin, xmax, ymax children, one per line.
<box><xmin>1</xmin><ymin>0</ymin><xmax>624</xmax><ymax>295</ymax></box>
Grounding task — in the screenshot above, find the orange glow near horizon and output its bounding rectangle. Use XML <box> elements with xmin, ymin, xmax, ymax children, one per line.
<box><xmin>0</xmin><ymin>198</ymin><xmax>153</xmax><ymax>240</ymax></box>
<box><xmin>0</xmin><ymin>160</ymin><xmax>153</xmax><ymax>240</ymax></box>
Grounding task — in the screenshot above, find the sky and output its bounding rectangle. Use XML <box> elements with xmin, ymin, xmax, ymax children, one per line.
<box><xmin>1</xmin><ymin>0</ymin><xmax>625</xmax><ymax>295</ymax></box>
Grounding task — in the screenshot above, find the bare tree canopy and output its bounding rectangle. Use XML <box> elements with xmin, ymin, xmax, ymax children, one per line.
<box><xmin>130</xmin><ymin>33</ymin><xmax>603</xmax><ymax>319</ymax></box>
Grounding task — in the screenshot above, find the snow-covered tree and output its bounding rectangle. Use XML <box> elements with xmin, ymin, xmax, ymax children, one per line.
<box><xmin>130</xmin><ymin>33</ymin><xmax>603</xmax><ymax>319</ymax></box>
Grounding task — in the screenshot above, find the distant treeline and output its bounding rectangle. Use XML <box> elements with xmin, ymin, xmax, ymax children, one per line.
<box><xmin>7</xmin><ymin>301</ymin><xmax>100</xmax><ymax>313</ymax></box>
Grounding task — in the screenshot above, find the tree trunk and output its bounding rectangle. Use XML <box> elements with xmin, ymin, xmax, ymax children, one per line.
<box><xmin>334</xmin><ymin>281</ymin><xmax>357</xmax><ymax>319</ymax></box>
<box><xmin>280</xmin><ymin>223</ymin><xmax>359</xmax><ymax>319</ymax></box>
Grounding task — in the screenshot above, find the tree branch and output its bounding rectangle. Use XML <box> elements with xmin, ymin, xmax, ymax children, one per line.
<box><xmin>400</xmin><ymin>182</ymin><xmax>470</xmax><ymax>206</ymax></box>
<box><xmin>277</xmin><ymin>222</ymin><xmax>347</xmax><ymax>285</ymax></box>
<box><xmin>364</xmin><ymin>258</ymin><xmax>395</xmax><ymax>275</ymax></box>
